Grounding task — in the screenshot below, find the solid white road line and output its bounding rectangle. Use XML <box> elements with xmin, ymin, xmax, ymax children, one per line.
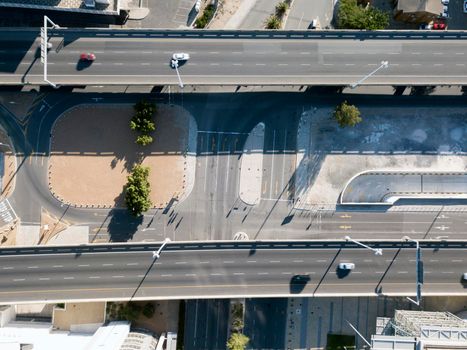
<box><xmin>63</xmin><ymin>277</ymin><xmax>74</xmax><ymax>280</ymax></box>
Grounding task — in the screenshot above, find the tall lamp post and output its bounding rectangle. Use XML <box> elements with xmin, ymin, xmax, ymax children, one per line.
<box><xmin>41</xmin><ymin>16</ymin><xmax>60</xmax><ymax>88</ymax></box>
<box><xmin>403</xmin><ymin>236</ymin><xmax>423</xmax><ymax>306</ymax></box>
<box><xmin>345</xmin><ymin>236</ymin><xmax>383</xmax><ymax>255</ymax></box>
<box><xmin>153</xmin><ymin>238</ymin><xmax>171</xmax><ymax>259</ymax></box>
<box><xmin>171</xmin><ymin>59</ymin><xmax>184</xmax><ymax>89</ymax></box>
<box><xmin>350</xmin><ymin>61</ymin><xmax>389</xmax><ymax>89</ymax></box>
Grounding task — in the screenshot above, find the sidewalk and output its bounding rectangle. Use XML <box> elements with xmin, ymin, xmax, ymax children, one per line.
<box><xmin>285</xmin><ymin>0</ymin><xmax>334</xmax><ymax>29</ymax></box>
<box><xmin>239</xmin><ymin>122</ymin><xmax>265</xmax><ymax>205</ymax></box>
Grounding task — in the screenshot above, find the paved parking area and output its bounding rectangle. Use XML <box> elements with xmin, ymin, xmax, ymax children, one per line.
<box><xmin>125</xmin><ymin>0</ymin><xmax>194</xmax><ymax>28</ymax></box>
<box><xmin>295</xmin><ymin>106</ymin><xmax>467</xmax><ymax>208</ymax></box>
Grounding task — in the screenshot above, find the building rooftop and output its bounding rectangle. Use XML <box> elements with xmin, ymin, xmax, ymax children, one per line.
<box><xmin>396</xmin><ymin>0</ymin><xmax>443</xmax><ymax>15</ymax></box>
<box><xmin>0</xmin><ymin>0</ymin><xmax>119</xmax><ymax>14</ymax></box>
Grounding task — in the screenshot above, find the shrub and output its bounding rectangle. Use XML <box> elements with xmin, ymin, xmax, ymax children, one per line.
<box><xmin>195</xmin><ymin>4</ymin><xmax>215</xmax><ymax>28</ymax></box>
<box><xmin>266</xmin><ymin>15</ymin><xmax>281</xmax><ymax>29</ymax></box>
<box><xmin>275</xmin><ymin>2</ymin><xmax>288</xmax><ymax>17</ymax></box>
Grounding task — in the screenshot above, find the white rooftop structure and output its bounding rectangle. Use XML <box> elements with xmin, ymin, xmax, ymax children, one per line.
<box><xmin>372</xmin><ymin>310</ymin><xmax>467</xmax><ymax>350</ymax></box>
<box><xmin>0</xmin><ymin>0</ymin><xmax>119</xmax><ymax>15</ymax></box>
<box><xmin>0</xmin><ymin>321</ymin><xmax>93</xmax><ymax>350</ymax></box>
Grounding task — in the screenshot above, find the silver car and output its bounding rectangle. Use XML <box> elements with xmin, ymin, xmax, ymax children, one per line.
<box><xmin>338</xmin><ymin>262</ymin><xmax>355</xmax><ymax>270</ymax></box>
<box><xmin>172</xmin><ymin>52</ymin><xmax>190</xmax><ymax>61</ymax></box>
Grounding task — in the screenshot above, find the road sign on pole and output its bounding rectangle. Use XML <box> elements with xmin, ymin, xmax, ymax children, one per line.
<box><xmin>42</xmin><ymin>16</ymin><xmax>58</xmax><ymax>88</ymax></box>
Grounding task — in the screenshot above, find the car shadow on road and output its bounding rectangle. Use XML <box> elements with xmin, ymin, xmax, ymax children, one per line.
<box><xmin>289</xmin><ymin>274</ymin><xmax>311</xmax><ymax>294</ymax></box>
<box><xmin>76</xmin><ymin>60</ymin><xmax>93</xmax><ymax>71</ymax></box>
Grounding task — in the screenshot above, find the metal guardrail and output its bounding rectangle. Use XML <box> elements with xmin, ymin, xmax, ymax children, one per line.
<box><xmin>2</xmin><ymin>28</ymin><xmax>467</xmax><ymax>40</ymax></box>
<box><xmin>0</xmin><ymin>239</ymin><xmax>465</xmax><ymax>256</ymax></box>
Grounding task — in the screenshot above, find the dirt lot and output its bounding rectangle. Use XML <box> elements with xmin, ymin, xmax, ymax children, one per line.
<box><xmin>49</xmin><ymin>103</ymin><xmax>195</xmax><ymax>208</ymax></box>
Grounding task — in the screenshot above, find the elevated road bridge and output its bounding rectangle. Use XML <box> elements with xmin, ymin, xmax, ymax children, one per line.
<box><xmin>0</xmin><ymin>240</ymin><xmax>465</xmax><ymax>304</ymax></box>
<box><xmin>1</xmin><ymin>28</ymin><xmax>467</xmax><ymax>86</ymax></box>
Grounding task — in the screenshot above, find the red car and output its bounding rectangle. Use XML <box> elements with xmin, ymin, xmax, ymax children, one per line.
<box><xmin>433</xmin><ymin>22</ymin><xmax>446</xmax><ymax>30</ymax></box>
<box><xmin>80</xmin><ymin>53</ymin><xmax>96</xmax><ymax>61</ymax></box>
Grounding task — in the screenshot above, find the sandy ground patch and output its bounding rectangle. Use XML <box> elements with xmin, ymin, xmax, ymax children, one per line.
<box><xmin>53</xmin><ymin>302</ymin><xmax>106</xmax><ymax>331</ymax></box>
<box><xmin>209</xmin><ymin>0</ymin><xmax>244</xmax><ymax>29</ymax></box>
<box><xmin>0</xmin><ymin>220</ymin><xmax>18</xmax><ymax>246</ymax></box>
<box><xmin>2</xmin><ymin>152</ymin><xmax>16</xmax><ymax>198</ymax></box>
<box><xmin>39</xmin><ymin>209</ymin><xmax>70</xmax><ymax>244</ymax></box>
<box><xmin>49</xmin><ymin>104</ymin><xmax>196</xmax><ymax>208</ymax></box>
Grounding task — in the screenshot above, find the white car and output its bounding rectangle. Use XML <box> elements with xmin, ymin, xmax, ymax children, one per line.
<box><xmin>338</xmin><ymin>262</ymin><xmax>355</xmax><ymax>270</ymax></box>
<box><xmin>172</xmin><ymin>53</ymin><xmax>190</xmax><ymax>61</ymax></box>
<box><xmin>463</xmin><ymin>272</ymin><xmax>467</xmax><ymax>281</ymax></box>
<box><xmin>441</xmin><ymin>0</ymin><xmax>448</xmax><ymax>4</ymax></box>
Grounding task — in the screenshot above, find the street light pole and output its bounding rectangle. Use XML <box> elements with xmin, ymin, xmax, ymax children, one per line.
<box><xmin>171</xmin><ymin>59</ymin><xmax>184</xmax><ymax>89</ymax></box>
<box><xmin>41</xmin><ymin>16</ymin><xmax>59</xmax><ymax>88</ymax></box>
<box><xmin>350</xmin><ymin>60</ymin><xmax>389</xmax><ymax>89</ymax></box>
<box><xmin>403</xmin><ymin>236</ymin><xmax>423</xmax><ymax>306</ymax></box>
<box><xmin>153</xmin><ymin>238</ymin><xmax>171</xmax><ymax>259</ymax></box>
<box><xmin>344</xmin><ymin>236</ymin><xmax>383</xmax><ymax>255</ymax></box>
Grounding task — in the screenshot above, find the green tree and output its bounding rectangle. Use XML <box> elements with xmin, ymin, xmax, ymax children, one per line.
<box><xmin>142</xmin><ymin>302</ymin><xmax>155</xmax><ymax>318</ymax></box>
<box><xmin>136</xmin><ymin>134</ymin><xmax>153</xmax><ymax>146</ymax></box>
<box><xmin>118</xmin><ymin>302</ymin><xmax>142</xmax><ymax>321</ymax></box>
<box><xmin>266</xmin><ymin>15</ymin><xmax>281</xmax><ymax>29</ymax></box>
<box><xmin>227</xmin><ymin>333</ymin><xmax>249</xmax><ymax>350</ymax></box>
<box><xmin>275</xmin><ymin>2</ymin><xmax>288</xmax><ymax>17</ymax></box>
<box><xmin>337</xmin><ymin>0</ymin><xmax>389</xmax><ymax>30</ymax></box>
<box><xmin>125</xmin><ymin>164</ymin><xmax>152</xmax><ymax>216</ymax></box>
<box><xmin>332</xmin><ymin>101</ymin><xmax>362</xmax><ymax>128</ymax></box>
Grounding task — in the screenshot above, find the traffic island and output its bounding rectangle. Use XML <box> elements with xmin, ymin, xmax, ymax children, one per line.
<box><xmin>49</xmin><ymin>103</ymin><xmax>196</xmax><ymax>209</ymax></box>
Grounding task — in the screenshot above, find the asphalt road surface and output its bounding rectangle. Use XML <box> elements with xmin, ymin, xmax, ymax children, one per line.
<box><xmin>1</xmin><ymin>29</ymin><xmax>467</xmax><ymax>85</ymax></box>
<box><xmin>0</xmin><ymin>241</ymin><xmax>465</xmax><ymax>304</ymax></box>
<box><xmin>4</xmin><ymin>92</ymin><xmax>467</xmax><ymax>243</ymax></box>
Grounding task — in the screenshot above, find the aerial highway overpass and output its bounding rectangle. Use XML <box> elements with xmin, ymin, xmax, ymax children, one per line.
<box><xmin>0</xmin><ymin>240</ymin><xmax>465</xmax><ymax>304</ymax></box>
<box><xmin>1</xmin><ymin>28</ymin><xmax>467</xmax><ymax>86</ymax></box>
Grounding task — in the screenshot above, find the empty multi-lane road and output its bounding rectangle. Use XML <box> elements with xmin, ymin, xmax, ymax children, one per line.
<box><xmin>1</xmin><ymin>29</ymin><xmax>467</xmax><ymax>86</ymax></box>
<box><xmin>0</xmin><ymin>241</ymin><xmax>465</xmax><ymax>304</ymax></box>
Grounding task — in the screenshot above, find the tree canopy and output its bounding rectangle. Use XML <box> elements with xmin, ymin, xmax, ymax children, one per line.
<box><xmin>226</xmin><ymin>333</ymin><xmax>250</xmax><ymax>350</ymax></box>
<box><xmin>125</xmin><ymin>164</ymin><xmax>152</xmax><ymax>216</ymax></box>
<box><xmin>332</xmin><ymin>101</ymin><xmax>362</xmax><ymax>128</ymax></box>
<box><xmin>337</xmin><ymin>0</ymin><xmax>389</xmax><ymax>30</ymax></box>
